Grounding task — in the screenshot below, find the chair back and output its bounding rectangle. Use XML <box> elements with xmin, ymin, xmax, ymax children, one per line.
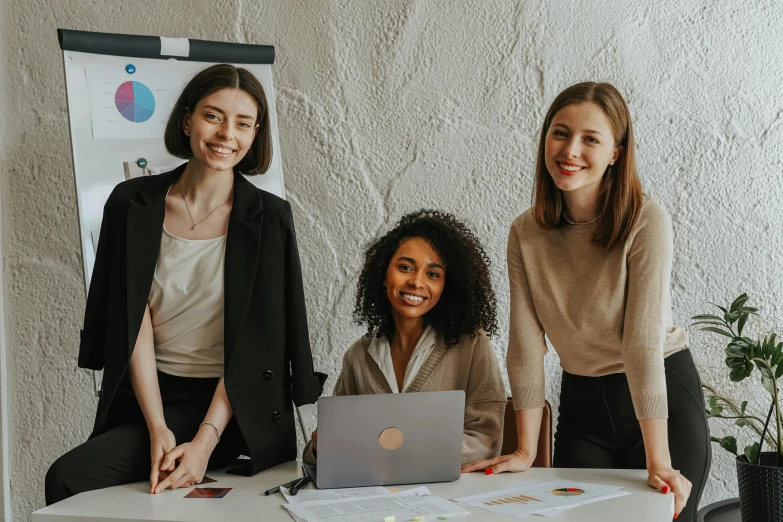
<box><xmin>501</xmin><ymin>399</ymin><xmax>552</xmax><ymax>468</ymax></box>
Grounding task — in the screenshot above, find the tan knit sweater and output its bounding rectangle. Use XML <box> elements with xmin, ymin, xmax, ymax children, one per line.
<box><xmin>506</xmin><ymin>197</ymin><xmax>687</xmax><ymax>419</ymax></box>
<box><xmin>303</xmin><ymin>330</ymin><xmax>507</xmax><ymax>465</ymax></box>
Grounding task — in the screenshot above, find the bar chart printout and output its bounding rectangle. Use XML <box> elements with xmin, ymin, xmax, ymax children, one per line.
<box><xmin>453</xmin><ymin>480</ymin><xmax>625</xmax><ymax>518</ymax></box>
<box><xmin>484</xmin><ymin>493</ymin><xmax>543</xmax><ymax>506</ymax></box>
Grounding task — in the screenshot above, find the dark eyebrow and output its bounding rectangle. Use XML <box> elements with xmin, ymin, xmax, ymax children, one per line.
<box><xmin>203</xmin><ymin>105</ymin><xmax>256</xmax><ymax>121</ymax></box>
<box><xmin>397</xmin><ymin>256</ymin><xmax>444</xmax><ymax>270</ymax></box>
<box><xmin>551</xmin><ymin>123</ymin><xmax>604</xmax><ymax>137</ymax></box>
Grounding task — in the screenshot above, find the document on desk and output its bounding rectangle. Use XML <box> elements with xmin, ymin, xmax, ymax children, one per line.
<box><xmin>453</xmin><ymin>479</ymin><xmax>624</xmax><ymax>518</ymax></box>
<box><xmin>281</xmin><ymin>485</ymin><xmax>393</xmax><ymax>504</ymax></box>
<box><xmin>283</xmin><ymin>487</ymin><xmax>469</xmax><ymax>522</ymax></box>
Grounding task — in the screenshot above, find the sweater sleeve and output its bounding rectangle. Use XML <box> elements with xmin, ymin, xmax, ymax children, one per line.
<box><xmin>622</xmin><ymin>202</ymin><xmax>673</xmax><ymax>419</ymax></box>
<box><xmin>506</xmin><ymin>220</ymin><xmax>549</xmax><ymax>411</ymax></box>
<box><xmin>461</xmin><ymin>333</ymin><xmax>508</xmax><ymax>464</ymax></box>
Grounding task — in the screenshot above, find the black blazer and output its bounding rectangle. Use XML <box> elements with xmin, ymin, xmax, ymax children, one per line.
<box><xmin>78</xmin><ymin>163</ymin><xmax>326</xmax><ymax>476</ymax></box>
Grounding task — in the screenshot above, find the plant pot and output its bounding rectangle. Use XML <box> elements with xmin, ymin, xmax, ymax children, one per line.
<box><xmin>736</xmin><ymin>452</ymin><xmax>783</xmax><ymax>521</ymax></box>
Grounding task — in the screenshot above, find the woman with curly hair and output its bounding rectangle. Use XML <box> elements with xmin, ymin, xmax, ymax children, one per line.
<box><xmin>303</xmin><ymin>210</ymin><xmax>507</xmax><ymax>466</ymax></box>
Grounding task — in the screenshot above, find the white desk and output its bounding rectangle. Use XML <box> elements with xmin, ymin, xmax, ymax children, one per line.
<box><xmin>34</xmin><ymin>461</ymin><xmax>674</xmax><ymax>521</ymax></box>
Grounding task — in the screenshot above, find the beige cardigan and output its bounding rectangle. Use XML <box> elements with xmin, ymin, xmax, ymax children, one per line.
<box><xmin>506</xmin><ymin>197</ymin><xmax>687</xmax><ymax>419</ymax></box>
<box><xmin>303</xmin><ymin>330</ymin><xmax>507</xmax><ymax>465</ymax></box>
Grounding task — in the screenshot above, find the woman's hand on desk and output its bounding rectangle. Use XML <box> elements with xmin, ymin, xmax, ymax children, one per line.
<box><xmin>647</xmin><ymin>464</ymin><xmax>691</xmax><ymax>519</ymax></box>
<box><xmin>460</xmin><ymin>449</ymin><xmax>535</xmax><ymax>474</ymax></box>
<box><xmin>152</xmin><ymin>429</ymin><xmax>216</xmax><ymax>493</ymax></box>
<box><xmin>149</xmin><ymin>425</ymin><xmax>177</xmax><ymax>494</ymax></box>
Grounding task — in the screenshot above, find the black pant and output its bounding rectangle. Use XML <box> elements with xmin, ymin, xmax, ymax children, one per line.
<box><xmin>45</xmin><ymin>371</ymin><xmax>243</xmax><ymax>505</ymax></box>
<box><xmin>553</xmin><ymin>349</ymin><xmax>711</xmax><ymax>522</ymax></box>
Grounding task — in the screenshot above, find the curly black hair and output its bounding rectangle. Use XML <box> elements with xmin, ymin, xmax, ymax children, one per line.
<box><xmin>353</xmin><ymin>209</ymin><xmax>498</xmax><ymax>346</ymax></box>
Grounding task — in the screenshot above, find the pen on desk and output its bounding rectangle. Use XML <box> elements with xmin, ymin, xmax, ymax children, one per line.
<box><xmin>263</xmin><ymin>477</ymin><xmax>301</xmax><ymax>496</ymax></box>
<box><xmin>288</xmin><ymin>467</ymin><xmax>312</xmax><ymax>496</ymax></box>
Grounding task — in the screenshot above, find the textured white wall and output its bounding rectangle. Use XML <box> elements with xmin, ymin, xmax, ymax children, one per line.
<box><xmin>1</xmin><ymin>0</ymin><xmax>782</xmax><ymax>519</ymax></box>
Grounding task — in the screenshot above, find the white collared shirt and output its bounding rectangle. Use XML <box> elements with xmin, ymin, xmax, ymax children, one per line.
<box><xmin>368</xmin><ymin>325</ymin><xmax>438</xmax><ymax>393</ymax></box>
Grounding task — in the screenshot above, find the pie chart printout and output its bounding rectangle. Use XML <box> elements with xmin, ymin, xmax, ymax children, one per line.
<box><xmin>115</xmin><ymin>81</ymin><xmax>155</xmax><ymax>123</ymax></box>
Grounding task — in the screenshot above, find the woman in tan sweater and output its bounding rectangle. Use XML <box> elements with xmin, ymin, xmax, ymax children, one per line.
<box><xmin>304</xmin><ymin>210</ymin><xmax>507</xmax><ymax>465</ymax></box>
<box><xmin>463</xmin><ymin>83</ymin><xmax>710</xmax><ymax>522</ymax></box>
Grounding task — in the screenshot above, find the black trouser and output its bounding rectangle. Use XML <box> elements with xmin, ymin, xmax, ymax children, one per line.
<box><xmin>553</xmin><ymin>349</ymin><xmax>711</xmax><ymax>522</ymax></box>
<box><xmin>45</xmin><ymin>371</ymin><xmax>243</xmax><ymax>505</ymax></box>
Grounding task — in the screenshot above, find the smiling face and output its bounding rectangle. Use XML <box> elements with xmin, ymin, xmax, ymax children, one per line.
<box><xmin>544</xmin><ymin>102</ymin><xmax>621</xmax><ymax>198</ymax></box>
<box><xmin>182</xmin><ymin>87</ymin><xmax>260</xmax><ymax>173</ymax></box>
<box><xmin>385</xmin><ymin>236</ymin><xmax>446</xmax><ymax>328</ymax></box>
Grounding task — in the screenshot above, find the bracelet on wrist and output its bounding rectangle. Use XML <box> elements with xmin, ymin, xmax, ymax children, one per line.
<box><xmin>199</xmin><ymin>421</ymin><xmax>220</xmax><ymax>443</ymax></box>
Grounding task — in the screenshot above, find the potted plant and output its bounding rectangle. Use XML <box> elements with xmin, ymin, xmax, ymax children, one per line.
<box><xmin>692</xmin><ymin>293</ymin><xmax>782</xmax><ymax>521</ymax></box>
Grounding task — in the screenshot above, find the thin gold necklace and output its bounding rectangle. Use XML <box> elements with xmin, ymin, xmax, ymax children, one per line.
<box><xmin>563</xmin><ymin>212</ymin><xmax>600</xmax><ymax>226</ymax></box>
<box><xmin>180</xmin><ymin>187</ymin><xmax>232</xmax><ymax>230</ymax></box>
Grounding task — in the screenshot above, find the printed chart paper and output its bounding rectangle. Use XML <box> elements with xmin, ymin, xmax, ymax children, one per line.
<box><xmin>533</xmin><ymin>490</ymin><xmax>630</xmax><ymax>517</ymax></box>
<box><xmin>283</xmin><ymin>488</ymin><xmax>468</xmax><ymax>522</ymax></box>
<box><xmin>85</xmin><ymin>68</ymin><xmax>180</xmax><ymax>140</ymax></box>
<box><xmin>282</xmin><ymin>485</ymin><xmax>394</xmax><ymax>504</ymax></box>
<box><xmin>454</xmin><ymin>479</ymin><xmax>624</xmax><ymax>518</ymax></box>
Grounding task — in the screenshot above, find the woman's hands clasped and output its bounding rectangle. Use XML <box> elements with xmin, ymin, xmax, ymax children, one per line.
<box><xmin>460</xmin><ymin>449</ymin><xmax>536</xmax><ymax>474</ymax></box>
<box><xmin>151</xmin><ymin>425</ymin><xmax>219</xmax><ymax>494</ymax></box>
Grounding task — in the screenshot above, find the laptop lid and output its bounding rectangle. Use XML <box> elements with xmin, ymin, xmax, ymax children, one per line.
<box><xmin>314</xmin><ymin>390</ymin><xmax>465</xmax><ymax>489</ymax></box>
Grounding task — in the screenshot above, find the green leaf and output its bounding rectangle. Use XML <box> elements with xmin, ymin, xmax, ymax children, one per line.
<box><xmin>776</xmin><ymin>362</ymin><xmax>783</xmax><ymax>379</ymax></box>
<box><xmin>718</xmin><ymin>436</ymin><xmax>738</xmax><ymax>456</ymax></box>
<box><xmin>736</xmin><ymin>418</ymin><xmax>750</xmax><ymax>428</ymax></box>
<box><xmin>691</xmin><ymin>314</ymin><xmax>725</xmax><ymax>322</ymax></box>
<box><xmin>730</xmin><ymin>366</ymin><xmax>750</xmax><ymax>382</ymax></box>
<box><xmin>738</xmin><ymin>313</ymin><xmax>748</xmax><ymax>336</ymax></box>
<box><xmin>756</xmin><ymin>362</ymin><xmax>773</xmax><ymax>378</ymax></box>
<box><xmin>761</xmin><ymin>372</ymin><xmax>776</xmax><ymax>395</ymax></box>
<box><xmin>731</xmin><ymin>337</ymin><xmax>754</xmax><ymax>349</ymax></box>
<box><xmin>741</xmin><ymin>401</ymin><xmax>748</xmax><ymax>414</ymax></box>
<box><xmin>744</xmin><ymin>442</ymin><xmax>760</xmax><ymax>465</ymax></box>
<box><xmin>741</xmin><ymin>307</ymin><xmax>759</xmax><ymax>313</ymax></box>
<box><xmin>730</xmin><ymin>294</ymin><xmax>749</xmax><ymax>313</ymax></box>
<box><xmin>726</xmin><ymin>346</ymin><xmax>746</xmax><ymax>358</ymax></box>
<box><xmin>692</xmin><ymin>320</ymin><xmax>731</xmax><ymax>327</ymax></box>
<box><xmin>709</xmin><ymin>302</ymin><xmax>729</xmax><ymax>314</ymax></box>
<box><xmin>707</xmin><ymin>396</ymin><xmax>722</xmax><ymax>416</ymax></box>
<box><xmin>700</xmin><ymin>326</ymin><xmax>734</xmax><ymax>338</ymax></box>
<box><xmin>724</xmin><ymin>312</ymin><xmax>741</xmax><ymax>323</ymax></box>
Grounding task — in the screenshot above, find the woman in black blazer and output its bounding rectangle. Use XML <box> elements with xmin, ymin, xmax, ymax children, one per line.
<box><xmin>45</xmin><ymin>64</ymin><xmax>326</xmax><ymax>504</ymax></box>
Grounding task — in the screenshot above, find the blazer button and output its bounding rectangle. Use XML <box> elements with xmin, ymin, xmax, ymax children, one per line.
<box><xmin>271</xmin><ymin>411</ymin><xmax>281</xmax><ymax>421</ymax></box>
<box><xmin>263</xmin><ymin>370</ymin><xmax>274</xmax><ymax>380</ymax></box>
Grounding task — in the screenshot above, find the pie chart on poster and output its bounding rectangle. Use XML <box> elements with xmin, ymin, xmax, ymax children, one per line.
<box><xmin>115</xmin><ymin>81</ymin><xmax>155</xmax><ymax>123</ymax></box>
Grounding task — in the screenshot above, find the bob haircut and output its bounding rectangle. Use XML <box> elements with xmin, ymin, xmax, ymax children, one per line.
<box><xmin>353</xmin><ymin>209</ymin><xmax>498</xmax><ymax>347</ymax></box>
<box><xmin>164</xmin><ymin>64</ymin><xmax>272</xmax><ymax>176</ymax></box>
<box><xmin>532</xmin><ymin>82</ymin><xmax>643</xmax><ymax>249</ymax></box>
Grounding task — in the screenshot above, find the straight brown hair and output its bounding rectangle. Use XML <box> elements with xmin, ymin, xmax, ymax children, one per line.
<box><xmin>164</xmin><ymin>64</ymin><xmax>272</xmax><ymax>175</ymax></box>
<box><xmin>532</xmin><ymin>82</ymin><xmax>643</xmax><ymax>249</ymax></box>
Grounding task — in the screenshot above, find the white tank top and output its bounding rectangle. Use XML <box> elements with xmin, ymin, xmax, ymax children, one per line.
<box><xmin>148</xmin><ymin>225</ymin><xmax>226</xmax><ymax>378</ymax></box>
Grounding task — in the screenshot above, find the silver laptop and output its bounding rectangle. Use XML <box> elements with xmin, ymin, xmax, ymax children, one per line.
<box><xmin>310</xmin><ymin>390</ymin><xmax>465</xmax><ymax>489</ymax></box>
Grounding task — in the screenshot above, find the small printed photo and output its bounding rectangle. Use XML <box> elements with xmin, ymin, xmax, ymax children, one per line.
<box><xmin>184</xmin><ymin>487</ymin><xmax>232</xmax><ymax>499</ymax></box>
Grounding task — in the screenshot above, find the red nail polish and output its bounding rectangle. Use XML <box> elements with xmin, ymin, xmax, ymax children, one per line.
<box><xmin>674</xmin><ymin>514</ymin><xmax>678</xmax><ymax>519</ymax></box>
<box><xmin>485</xmin><ymin>468</ymin><xmax>493</xmax><ymax>475</ymax></box>
<box><xmin>662</xmin><ymin>486</ymin><xmax>670</xmax><ymax>494</ymax></box>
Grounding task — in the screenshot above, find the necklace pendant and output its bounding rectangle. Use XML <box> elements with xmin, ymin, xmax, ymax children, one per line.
<box><xmin>192</xmin><ymin>225</ymin><xmax>197</xmax><ymax>230</ymax></box>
